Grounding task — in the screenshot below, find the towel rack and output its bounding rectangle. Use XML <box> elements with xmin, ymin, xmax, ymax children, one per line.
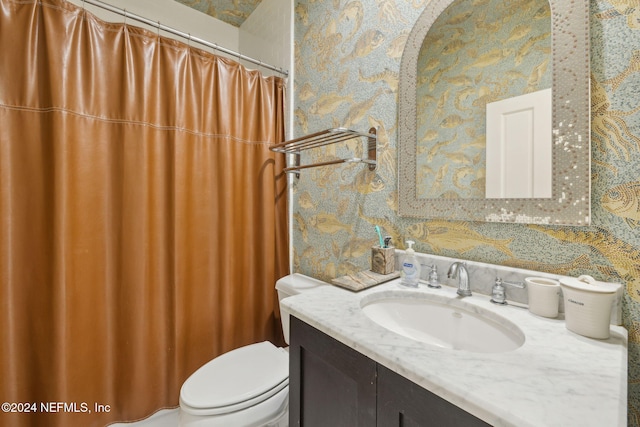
<box><xmin>270</xmin><ymin>127</ymin><xmax>377</xmax><ymax>174</ymax></box>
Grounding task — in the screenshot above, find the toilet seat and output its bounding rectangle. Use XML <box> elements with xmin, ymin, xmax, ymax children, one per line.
<box><xmin>180</xmin><ymin>341</ymin><xmax>289</xmax><ymax>416</ymax></box>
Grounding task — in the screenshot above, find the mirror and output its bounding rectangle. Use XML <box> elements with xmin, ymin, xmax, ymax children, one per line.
<box><xmin>398</xmin><ymin>0</ymin><xmax>591</xmax><ymax>225</ymax></box>
<box><xmin>415</xmin><ymin>0</ymin><xmax>551</xmax><ymax>199</ymax></box>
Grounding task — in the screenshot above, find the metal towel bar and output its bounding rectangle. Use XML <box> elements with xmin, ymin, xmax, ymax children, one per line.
<box><xmin>270</xmin><ymin>127</ymin><xmax>377</xmax><ymax>175</ymax></box>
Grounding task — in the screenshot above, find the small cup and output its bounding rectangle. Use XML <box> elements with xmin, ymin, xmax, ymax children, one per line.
<box><xmin>371</xmin><ymin>246</ymin><xmax>395</xmax><ymax>275</ymax></box>
<box><xmin>526</xmin><ymin>277</ymin><xmax>561</xmax><ymax>318</ymax></box>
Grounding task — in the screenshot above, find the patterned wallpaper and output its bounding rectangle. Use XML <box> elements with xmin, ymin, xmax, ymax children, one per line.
<box><xmin>293</xmin><ymin>0</ymin><xmax>640</xmax><ymax>424</ymax></box>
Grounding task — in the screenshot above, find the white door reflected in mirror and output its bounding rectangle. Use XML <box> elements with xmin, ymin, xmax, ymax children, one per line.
<box><xmin>485</xmin><ymin>89</ymin><xmax>552</xmax><ymax>199</ymax></box>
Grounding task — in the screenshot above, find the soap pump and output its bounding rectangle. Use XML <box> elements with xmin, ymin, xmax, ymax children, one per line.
<box><xmin>401</xmin><ymin>240</ymin><xmax>421</xmax><ymax>287</ymax></box>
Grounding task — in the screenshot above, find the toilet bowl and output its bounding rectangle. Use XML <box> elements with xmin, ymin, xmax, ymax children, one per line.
<box><xmin>179</xmin><ymin>274</ymin><xmax>327</xmax><ymax>427</ymax></box>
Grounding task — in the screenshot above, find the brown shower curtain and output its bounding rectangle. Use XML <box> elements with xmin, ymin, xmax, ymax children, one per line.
<box><xmin>0</xmin><ymin>0</ymin><xmax>289</xmax><ymax>426</ymax></box>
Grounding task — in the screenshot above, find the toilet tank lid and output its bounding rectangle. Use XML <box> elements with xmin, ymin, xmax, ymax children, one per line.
<box><xmin>275</xmin><ymin>273</ymin><xmax>328</xmax><ymax>295</ymax></box>
<box><xmin>180</xmin><ymin>341</ymin><xmax>288</xmax><ymax>409</ymax></box>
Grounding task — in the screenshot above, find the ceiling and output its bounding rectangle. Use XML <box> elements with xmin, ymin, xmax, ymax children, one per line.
<box><xmin>173</xmin><ymin>0</ymin><xmax>263</xmax><ymax>27</ymax></box>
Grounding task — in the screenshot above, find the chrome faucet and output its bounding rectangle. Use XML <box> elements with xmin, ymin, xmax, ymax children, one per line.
<box><xmin>447</xmin><ymin>262</ymin><xmax>471</xmax><ymax>297</ymax></box>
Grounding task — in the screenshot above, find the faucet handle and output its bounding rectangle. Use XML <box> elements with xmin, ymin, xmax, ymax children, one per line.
<box><xmin>427</xmin><ymin>264</ymin><xmax>441</xmax><ymax>289</ymax></box>
<box><xmin>491</xmin><ymin>278</ymin><xmax>507</xmax><ymax>304</ymax></box>
<box><xmin>491</xmin><ymin>277</ymin><xmax>525</xmax><ymax>305</ymax></box>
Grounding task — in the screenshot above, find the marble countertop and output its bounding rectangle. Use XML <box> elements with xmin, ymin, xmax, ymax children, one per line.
<box><xmin>282</xmin><ymin>276</ymin><xmax>628</xmax><ymax>427</ymax></box>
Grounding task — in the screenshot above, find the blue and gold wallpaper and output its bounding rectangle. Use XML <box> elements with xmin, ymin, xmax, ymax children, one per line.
<box><xmin>293</xmin><ymin>0</ymin><xmax>640</xmax><ymax>423</ymax></box>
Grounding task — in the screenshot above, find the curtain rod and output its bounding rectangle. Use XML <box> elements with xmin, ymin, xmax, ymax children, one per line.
<box><xmin>80</xmin><ymin>0</ymin><xmax>289</xmax><ymax>77</ymax></box>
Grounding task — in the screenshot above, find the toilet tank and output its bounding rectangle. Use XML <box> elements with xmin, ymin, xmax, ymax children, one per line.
<box><xmin>275</xmin><ymin>273</ymin><xmax>328</xmax><ymax>344</ymax></box>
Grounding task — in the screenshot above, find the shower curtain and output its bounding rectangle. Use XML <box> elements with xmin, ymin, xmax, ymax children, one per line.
<box><xmin>0</xmin><ymin>0</ymin><xmax>289</xmax><ymax>425</ymax></box>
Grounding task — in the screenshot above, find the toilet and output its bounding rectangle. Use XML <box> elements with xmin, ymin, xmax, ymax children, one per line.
<box><xmin>178</xmin><ymin>273</ymin><xmax>327</xmax><ymax>427</ymax></box>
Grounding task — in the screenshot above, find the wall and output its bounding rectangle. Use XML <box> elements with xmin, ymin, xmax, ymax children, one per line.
<box><xmin>292</xmin><ymin>0</ymin><xmax>640</xmax><ymax>424</ymax></box>
<box><xmin>240</xmin><ymin>0</ymin><xmax>293</xmax><ymax>78</ymax></box>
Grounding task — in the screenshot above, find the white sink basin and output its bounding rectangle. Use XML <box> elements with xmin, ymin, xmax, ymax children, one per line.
<box><xmin>360</xmin><ymin>291</ymin><xmax>525</xmax><ymax>353</ymax></box>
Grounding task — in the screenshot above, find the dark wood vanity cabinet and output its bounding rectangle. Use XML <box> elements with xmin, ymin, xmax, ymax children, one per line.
<box><xmin>288</xmin><ymin>316</ymin><xmax>377</xmax><ymax>426</ymax></box>
<box><xmin>377</xmin><ymin>364</ymin><xmax>490</xmax><ymax>426</ymax></box>
<box><xmin>289</xmin><ymin>316</ymin><xmax>490</xmax><ymax>427</ymax></box>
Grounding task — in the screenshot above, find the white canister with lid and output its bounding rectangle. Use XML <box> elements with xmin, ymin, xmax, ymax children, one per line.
<box><xmin>558</xmin><ymin>275</ymin><xmax>620</xmax><ymax>339</ymax></box>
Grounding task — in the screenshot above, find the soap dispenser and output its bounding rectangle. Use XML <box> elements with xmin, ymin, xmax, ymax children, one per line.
<box><xmin>401</xmin><ymin>240</ymin><xmax>421</xmax><ymax>287</ymax></box>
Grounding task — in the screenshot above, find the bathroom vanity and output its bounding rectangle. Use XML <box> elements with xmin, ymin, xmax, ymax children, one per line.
<box><xmin>290</xmin><ymin>316</ymin><xmax>489</xmax><ymax>426</ymax></box>
<box><xmin>282</xmin><ymin>274</ymin><xmax>627</xmax><ymax>426</ymax></box>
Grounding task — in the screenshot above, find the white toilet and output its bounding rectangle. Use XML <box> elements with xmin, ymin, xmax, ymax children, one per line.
<box><xmin>178</xmin><ymin>273</ymin><xmax>327</xmax><ymax>427</ymax></box>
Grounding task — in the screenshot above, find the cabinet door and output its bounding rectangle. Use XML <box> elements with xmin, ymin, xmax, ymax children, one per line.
<box><xmin>377</xmin><ymin>365</ymin><xmax>490</xmax><ymax>427</ymax></box>
<box><xmin>289</xmin><ymin>316</ymin><xmax>377</xmax><ymax>427</ymax></box>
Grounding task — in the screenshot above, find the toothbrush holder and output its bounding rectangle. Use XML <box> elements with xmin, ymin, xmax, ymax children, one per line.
<box><xmin>371</xmin><ymin>246</ymin><xmax>395</xmax><ymax>275</ymax></box>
